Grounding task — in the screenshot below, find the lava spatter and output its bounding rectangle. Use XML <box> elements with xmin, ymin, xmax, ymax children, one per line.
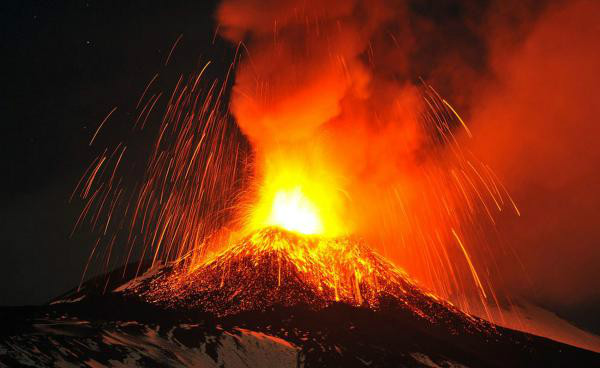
<box><xmin>119</xmin><ymin>227</ymin><xmax>488</xmax><ymax>334</ymax></box>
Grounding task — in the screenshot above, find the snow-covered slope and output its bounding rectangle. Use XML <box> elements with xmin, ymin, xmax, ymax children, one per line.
<box><xmin>0</xmin><ymin>318</ymin><xmax>299</xmax><ymax>367</ymax></box>
<box><xmin>468</xmin><ymin>300</ymin><xmax>600</xmax><ymax>353</ymax></box>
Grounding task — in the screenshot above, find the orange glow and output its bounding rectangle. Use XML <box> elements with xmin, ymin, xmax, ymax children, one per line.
<box><xmin>71</xmin><ymin>1</ymin><xmax>600</xmax><ymax>352</ymax></box>
<box><xmin>74</xmin><ymin>0</ymin><xmax>523</xmax><ymax>333</ymax></box>
<box><xmin>139</xmin><ymin>227</ymin><xmax>482</xmax><ymax>325</ymax></box>
<box><xmin>262</xmin><ymin>187</ymin><xmax>322</xmax><ymax>234</ymax></box>
<box><xmin>246</xmin><ymin>154</ymin><xmax>347</xmax><ymax>237</ymax></box>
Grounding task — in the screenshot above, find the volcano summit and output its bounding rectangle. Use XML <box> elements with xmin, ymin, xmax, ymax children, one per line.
<box><xmin>119</xmin><ymin>228</ymin><xmax>478</xmax><ymax>321</ymax></box>
<box><xmin>2</xmin><ymin>228</ymin><xmax>599</xmax><ymax>367</ymax></box>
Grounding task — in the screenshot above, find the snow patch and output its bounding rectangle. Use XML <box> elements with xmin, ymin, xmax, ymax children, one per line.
<box><xmin>113</xmin><ymin>263</ymin><xmax>165</xmax><ymax>293</ymax></box>
<box><xmin>49</xmin><ymin>295</ymin><xmax>86</xmax><ymax>305</ymax></box>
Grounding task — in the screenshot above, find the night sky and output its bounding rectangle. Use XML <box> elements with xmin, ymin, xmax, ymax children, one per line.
<box><xmin>1</xmin><ymin>0</ymin><xmax>225</xmax><ymax>305</ymax></box>
<box><xmin>1</xmin><ymin>0</ymin><xmax>598</xmax><ymax>336</ymax></box>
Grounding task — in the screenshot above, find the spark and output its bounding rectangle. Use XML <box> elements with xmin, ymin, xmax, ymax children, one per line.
<box><xmin>89</xmin><ymin>107</ymin><xmax>117</xmax><ymax>146</ymax></box>
<box><xmin>164</xmin><ymin>34</ymin><xmax>183</xmax><ymax>66</ymax></box>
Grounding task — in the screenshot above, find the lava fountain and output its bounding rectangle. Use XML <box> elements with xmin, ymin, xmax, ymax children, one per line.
<box><xmin>245</xmin><ymin>153</ymin><xmax>348</xmax><ymax>237</ymax></box>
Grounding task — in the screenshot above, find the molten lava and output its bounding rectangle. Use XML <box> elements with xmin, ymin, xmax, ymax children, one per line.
<box><xmin>264</xmin><ymin>187</ymin><xmax>322</xmax><ymax>235</ymax></box>
<box><xmin>125</xmin><ymin>227</ymin><xmax>488</xmax><ymax>332</ymax></box>
<box><xmin>245</xmin><ymin>155</ymin><xmax>348</xmax><ymax>237</ymax></box>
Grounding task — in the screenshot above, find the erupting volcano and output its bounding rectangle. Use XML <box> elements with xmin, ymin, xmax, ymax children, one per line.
<box><xmin>120</xmin><ymin>227</ymin><xmax>472</xmax><ymax>321</ymax></box>
<box><xmin>2</xmin><ymin>0</ymin><xmax>600</xmax><ymax>366</ymax></box>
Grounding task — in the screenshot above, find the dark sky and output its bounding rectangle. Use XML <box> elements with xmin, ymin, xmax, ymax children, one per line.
<box><xmin>0</xmin><ymin>0</ymin><xmax>224</xmax><ymax>305</ymax></box>
<box><xmin>1</xmin><ymin>0</ymin><xmax>598</xmax><ymax>336</ymax></box>
<box><xmin>0</xmin><ymin>0</ymin><xmax>479</xmax><ymax>307</ymax></box>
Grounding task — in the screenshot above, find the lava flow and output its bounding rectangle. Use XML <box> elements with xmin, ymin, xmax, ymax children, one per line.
<box><xmin>121</xmin><ymin>165</ymin><xmax>479</xmax><ymax>322</ymax></box>
<box><xmin>121</xmin><ymin>226</ymin><xmax>490</xmax><ymax>335</ymax></box>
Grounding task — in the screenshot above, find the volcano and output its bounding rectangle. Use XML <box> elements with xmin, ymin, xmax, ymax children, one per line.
<box><xmin>117</xmin><ymin>228</ymin><xmax>482</xmax><ymax>324</ymax></box>
<box><xmin>1</xmin><ymin>228</ymin><xmax>599</xmax><ymax>367</ymax></box>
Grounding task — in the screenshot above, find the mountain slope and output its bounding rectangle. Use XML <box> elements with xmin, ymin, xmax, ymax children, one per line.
<box><xmin>2</xmin><ymin>228</ymin><xmax>599</xmax><ymax>367</ymax></box>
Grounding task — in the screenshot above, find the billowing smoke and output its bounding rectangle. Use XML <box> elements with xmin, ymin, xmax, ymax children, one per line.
<box><xmin>466</xmin><ymin>0</ymin><xmax>600</xmax><ymax>308</ymax></box>
<box><xmin>217</xmin><ymin>0</ymin><xmax>425</xmax><ymax>185</ymax></box>
<box><xmin>215</xmin><ymin>0</ymin><xmax>600</xmax><ymax>319</ymax></box>
<box><xmin>215</xmin><ymin>0</ymin><xmax>504</xmax><ymax>309</ymax></box>
<box><xmin>217</xmin><ymin>0</ymin><xmax>437</xmax><ymax>240</ymax></box>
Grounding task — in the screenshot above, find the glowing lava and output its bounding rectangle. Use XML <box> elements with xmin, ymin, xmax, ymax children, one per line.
<box><xmin>245</xmin><ymin>155</ymin><xmax>348</xmax><ymax>238</ymax></box>
<box><xmin>129</xmin><ymin>227</ymin><xmax>484</xmax><ymax>327</ymax></box>
<box><xmin>265</xmin><ymin>187</ymin><xmax>322</xmax><ymax>235</ymax></box>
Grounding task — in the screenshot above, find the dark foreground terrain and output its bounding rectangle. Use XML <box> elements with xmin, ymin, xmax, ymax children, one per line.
<box><xmin>2</xmin><ymin>260</ymin><xmax>599</xmax><ymax>368</ymax></box>
<box><xmin>3</xmin><ymin>228</ymin><xmax>600</xmax><ymax>368</ymax></box>
<box><xmin>2</xmin><ymin>297</ymin><xmax>599</xmax><ymax>367</ymax></box>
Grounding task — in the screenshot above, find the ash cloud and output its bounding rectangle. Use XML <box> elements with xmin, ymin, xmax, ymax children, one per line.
<box><xmin>466</xmin><ymin>0</ymin><xmax>600</xmax><ymax>306</ymax></box>
<box><xmin>216</xmin><ymin>0</ymin><xmax>600</xmax><ymax>313</ymax></box>
<box><xmin>215</xmin><ymin>0</ymin><xmax>489</xmax><ymax>227</ymax></box>
<box><xmin>216</xmin><ymin>0</ymin><xmax>439</xmax><ymax>243</ymax></box>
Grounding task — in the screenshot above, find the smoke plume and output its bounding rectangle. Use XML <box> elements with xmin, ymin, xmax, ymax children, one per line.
<box><xmin>216</xmin><ymin>0</ymin><xmax>600</xmax><ymax>315</ymax></box>
<box><xmin>467</xmin><ymin>0</ymin><xmax>600</xmax><ymax>307</ymax></box>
